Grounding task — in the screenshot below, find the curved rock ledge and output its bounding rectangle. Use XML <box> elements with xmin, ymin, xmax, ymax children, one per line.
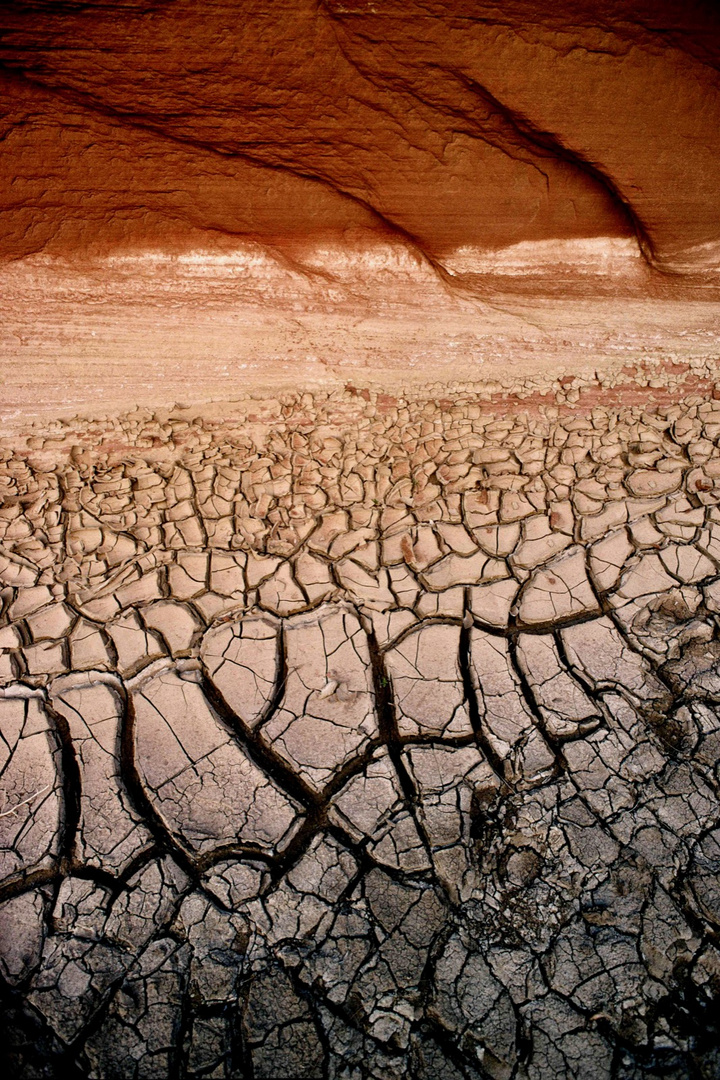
<box><xmin>2</xmin><ymin>0</ymin><xmax>720</xmax><ymax>273</ymax></box>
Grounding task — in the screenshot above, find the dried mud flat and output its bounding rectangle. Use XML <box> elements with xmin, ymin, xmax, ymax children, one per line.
<box><xmin>2</xmin><ymin>382</ymin><xmax>720</xmax><ymax>1079</ymax></box>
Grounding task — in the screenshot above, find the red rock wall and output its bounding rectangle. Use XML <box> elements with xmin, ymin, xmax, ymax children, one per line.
<box><xmin>2</xmin><ymin>0</ymin><xmax>719</xmax><ymax>272</ymax></box>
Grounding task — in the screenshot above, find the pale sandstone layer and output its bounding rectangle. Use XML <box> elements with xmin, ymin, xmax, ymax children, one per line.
<box><xmin>2</xmin><ymin>247</ymin><xmax>720</xmax><ymax>425</ymax></box>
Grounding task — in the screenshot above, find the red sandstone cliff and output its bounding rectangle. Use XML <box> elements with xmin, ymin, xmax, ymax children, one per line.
<box><xmin>2</xmin><ymin>0</ymin><xmax>719</xmax><ymax>274</ymax></box>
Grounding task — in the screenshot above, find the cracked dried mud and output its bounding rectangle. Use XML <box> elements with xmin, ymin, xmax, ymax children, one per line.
<box><xmin>1</xmin><ymin>386</ymin><xmax>720</xmax><ymax>1078</ymax></box>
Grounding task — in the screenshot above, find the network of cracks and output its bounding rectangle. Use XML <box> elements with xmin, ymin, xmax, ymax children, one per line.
<box><xmin>1</xmin><ymin>393</ymin><xmax>720</xmax><ymax>1079</ymax></box>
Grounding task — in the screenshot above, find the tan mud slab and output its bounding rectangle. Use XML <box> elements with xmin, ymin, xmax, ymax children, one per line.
<box><xmin>1</xmin><ymin>387</ymin><xmax>720</xmax><ymax>1078</ymax></box>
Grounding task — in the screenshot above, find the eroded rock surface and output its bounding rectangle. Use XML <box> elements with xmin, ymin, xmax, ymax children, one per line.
<box><xmin>1</xmin><ymin>391</ymin><xmax>720</xmax><ymax>1077</ymax></box>
<box><xmin>2</xmin><ymin>3</ymin><xmax>720</xmax><ymax>426</ymax></box>
<box><xmin>2</xmin><ymin>0</ymin><xmax>720</xmax><ymax>272</ymax></box>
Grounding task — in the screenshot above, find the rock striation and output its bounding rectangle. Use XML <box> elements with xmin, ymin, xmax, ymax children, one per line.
<box><xmin>3</xmin><ymin>2</ymin><xmax>720</xmax><ymax>417</ymax></box>
<box><xmin>2</xmin><ymin>0</ymin><xmax>720</xmax><ymax>272</ymax></box>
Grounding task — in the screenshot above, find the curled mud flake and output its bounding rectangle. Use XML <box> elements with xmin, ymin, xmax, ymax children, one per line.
<box><xmin>468</xmin><ymin>576</ymin><xmax>520</xmax><ymax>628</ymax></box>
<box><xmin>168</xmin><ymin>551</ymin><xmax>209</xmax><ymax>600</ymax></box>
<box><xmin>619</xmin><ymin>584</ymin><xmax>712</xmax><ymax>662</ymax></box>
<box><xmin>660</xmin><ymin>543</ymin><xmax>716</xmax><ymax>585</ymax></box>
<box><xmin>386</xmin><ymin>622</ymin><xmax>472</xmax><ymax>739</ymax></box>
<box><xmin>403</xmin><ymin>743</ymin><xmax>499</xmax><ymax>901</ymax></box>
<box><xmin>404</xmin><ymin>526</ymin><xmax>445</xmax><ymax>572</ymax></box>
<box><xmin>469</xmin><ymin>629</ymin><xmax>555</xmax><ymax>783</ymax></box>
<box><xmin>68</xmin><ymin>617</ymin><xmax>113</xmax><ymax>670</ymax></box>
<box><xmin>8</xmin><ymin>585</ymin><xmax>55</xmax><ymax>622</ymax></box>
<box><xmin>611</xmin><ymin>551</ymin><xmax>681</xmax><ymax>609</ymax></box>
<box><xmin>0</xmin><ymin>887</ymin><xmax>48</xmax><ymax>986</ymax></box>
<box><xmin>420</xmin><ymin>549</ymin><xmax>505</xmax><ymax>591</ymax></box>
<box><xmin>48</xmin><ymin>679</ymin><xmax>152</xmax><ymax>874</ymax></box>
<box><xmin>662</xmin><ymin>639</ymin><xmax>720</xmax><ymax>702</ymax></box>
<box><xmin>294</xmin><ymin>550</ymin><xmax>335</xmax><ymax>604</ymax></box>
<box><xmin>208</xmin><ymin>550</ymin><xmax>245</xmax><ymax>598</ymax></box>
<box><xmin>0</xmin><ymin>695</ymin><xmax>62</xmax><ymax>885</ymax></box>
<box><xmin>334</xmin><ymin>558</ymin><xmax>395</xmax><ymax>611</ymax></box>
<box><xmin>627</xmin><ymin>469</ymin><xmax>683</xmax><ymax>498</ymax></box>
<box><xmin>366</xmin><ymin>606</ymin><xmax>418</xmax><ymax>648</ymax></box>
<box><xmin>588</xmin><ymin>529</ymin><xmax>634</xmax><ymax>593</ymax></box>
<box><xmin>429</xmin><ymin>932</ymin><xmax>518</xmax><ymax>1074</ymax></box>
<box><xmin>258</xmin><ymin>560</ymin><xmax>308</xmax><ymax>616</ymax></box>
<box><xmin>656</xmin><ymin>499</ymin><xmax>705</xmax><ymax>542</ymax></box>
<box><xmin>415</xmin><ymin>584</ymin><xmax>465</xmax><ymax>620</ymax></box>
<box><xmin>436</xmin><ymin>522</ymin><xmax>478</xmax><ymax>556</ymax></box>
<box><xmin>22</xmin><ymin>640</ymin><xmax>67</xmax><ymax>678</ymax></box>
<box><xmin>516</xmin><ymin>632</ymin><xmax>601</xmax><ymax>739</ymax></box>
<box><xmin>561</xmin><ymin>617</ymin><xmax>667</xmax><ymax>703</ymax></box>
<box><xmin>241</xmin><ymin>965</ymin><xmax>325</xmax><ymax>1080</ymax></box>
<box><xmin>473</xmin><ymin>521</ymin><xmax>521</xmax><ymax>559</ymax></box>
<box><xmin>245</xmin><ymin>552</ymin><xmax>283</xmax><ymax>590</ymax></box>
<box><xmin>140</xmin><ymin>599</ymin><xmax>202</xmax><ymax>656</ymax></box>
<box><xmin>82</xmin><ymin>936</ymin><xmax>191</xmax><ymax>1080</ymax></box>
<box><xmin>703</xmin><ymin>577</ymin><xmax>720</xmax><ymax>613</ymax></box>
<box><xmin>329</xmin><ymin>750</ymin><xmax>430</xmax><ymax>873</ymax></box>
<box><xmin>106</xmin><ymin>610</ymin><xmax>166</xmax><ymax>678</ymax></box>
<box><xmin>580</xmin><ymin>501</ymin><xmax>628</xmax><ymax>543</ymax></box>
<box><xmin>0</xmin><ymin>555</ymin><xmax>39</xmax><ymax>589</ymax></box>
<box><xmin>517</xmin><ymin>548</ymin><xmax>600</xmax><ymax>625</ymax></box>
<box><xmin>25</xmin><ymin>602</ymin><xmax>75</xmax><ymax>643</ymax></box>
<box><xmin>697</xmin><ymin>521</ymin><xmax>720</xmax><ymax>565</ymax></box>
<box><xmin>511</xmin><ymin>513</ymin><xmax>572</xmax><ymax>571</ymax></box>
<box><xmin>388</xmin><ymin>562</ymin><xmax>421</xmax><ymax>609</ymax></box>
<box><xmin>114</xmin><ymin>569</ymin><xmax>165</xmax><ymax>609</ymax></box>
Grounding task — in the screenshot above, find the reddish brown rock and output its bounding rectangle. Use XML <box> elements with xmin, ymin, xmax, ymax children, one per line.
<box><xmin>1</xmin><ymin>1</ymin><xmax>720</xmax><ymax>419</ymax></box>
<box><xmin>1</xmin><ymin>0</ymin><xmax>719</xmax><ymax>270</ymax></box>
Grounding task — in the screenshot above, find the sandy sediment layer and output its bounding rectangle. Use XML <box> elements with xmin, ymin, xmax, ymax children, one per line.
<box><xmin>2</xmin><ymin>242</ymin><xmax>720</xmax><ymax>425</ymax></box>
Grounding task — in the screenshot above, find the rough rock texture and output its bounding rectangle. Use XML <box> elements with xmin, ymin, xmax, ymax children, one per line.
<box><xmin>1</xmin><ymin>389</ymin><xmax>720</xmax><ymax>1078</ymax></box>
<box><xmin>2</xmin><ymin>0</ymin><xmax>720</xmax><ymax>271</ymax></box>
<box><xmin>2</xmin><ymin>1</ymin><xmax>720</xmax><ymax>416</ymax></box>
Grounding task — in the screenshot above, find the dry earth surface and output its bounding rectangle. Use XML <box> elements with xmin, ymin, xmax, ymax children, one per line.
<box><xmin>1</xmin><ymin>386</ymin><xmax>720</xmax><ymax>1078</ymax></box>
